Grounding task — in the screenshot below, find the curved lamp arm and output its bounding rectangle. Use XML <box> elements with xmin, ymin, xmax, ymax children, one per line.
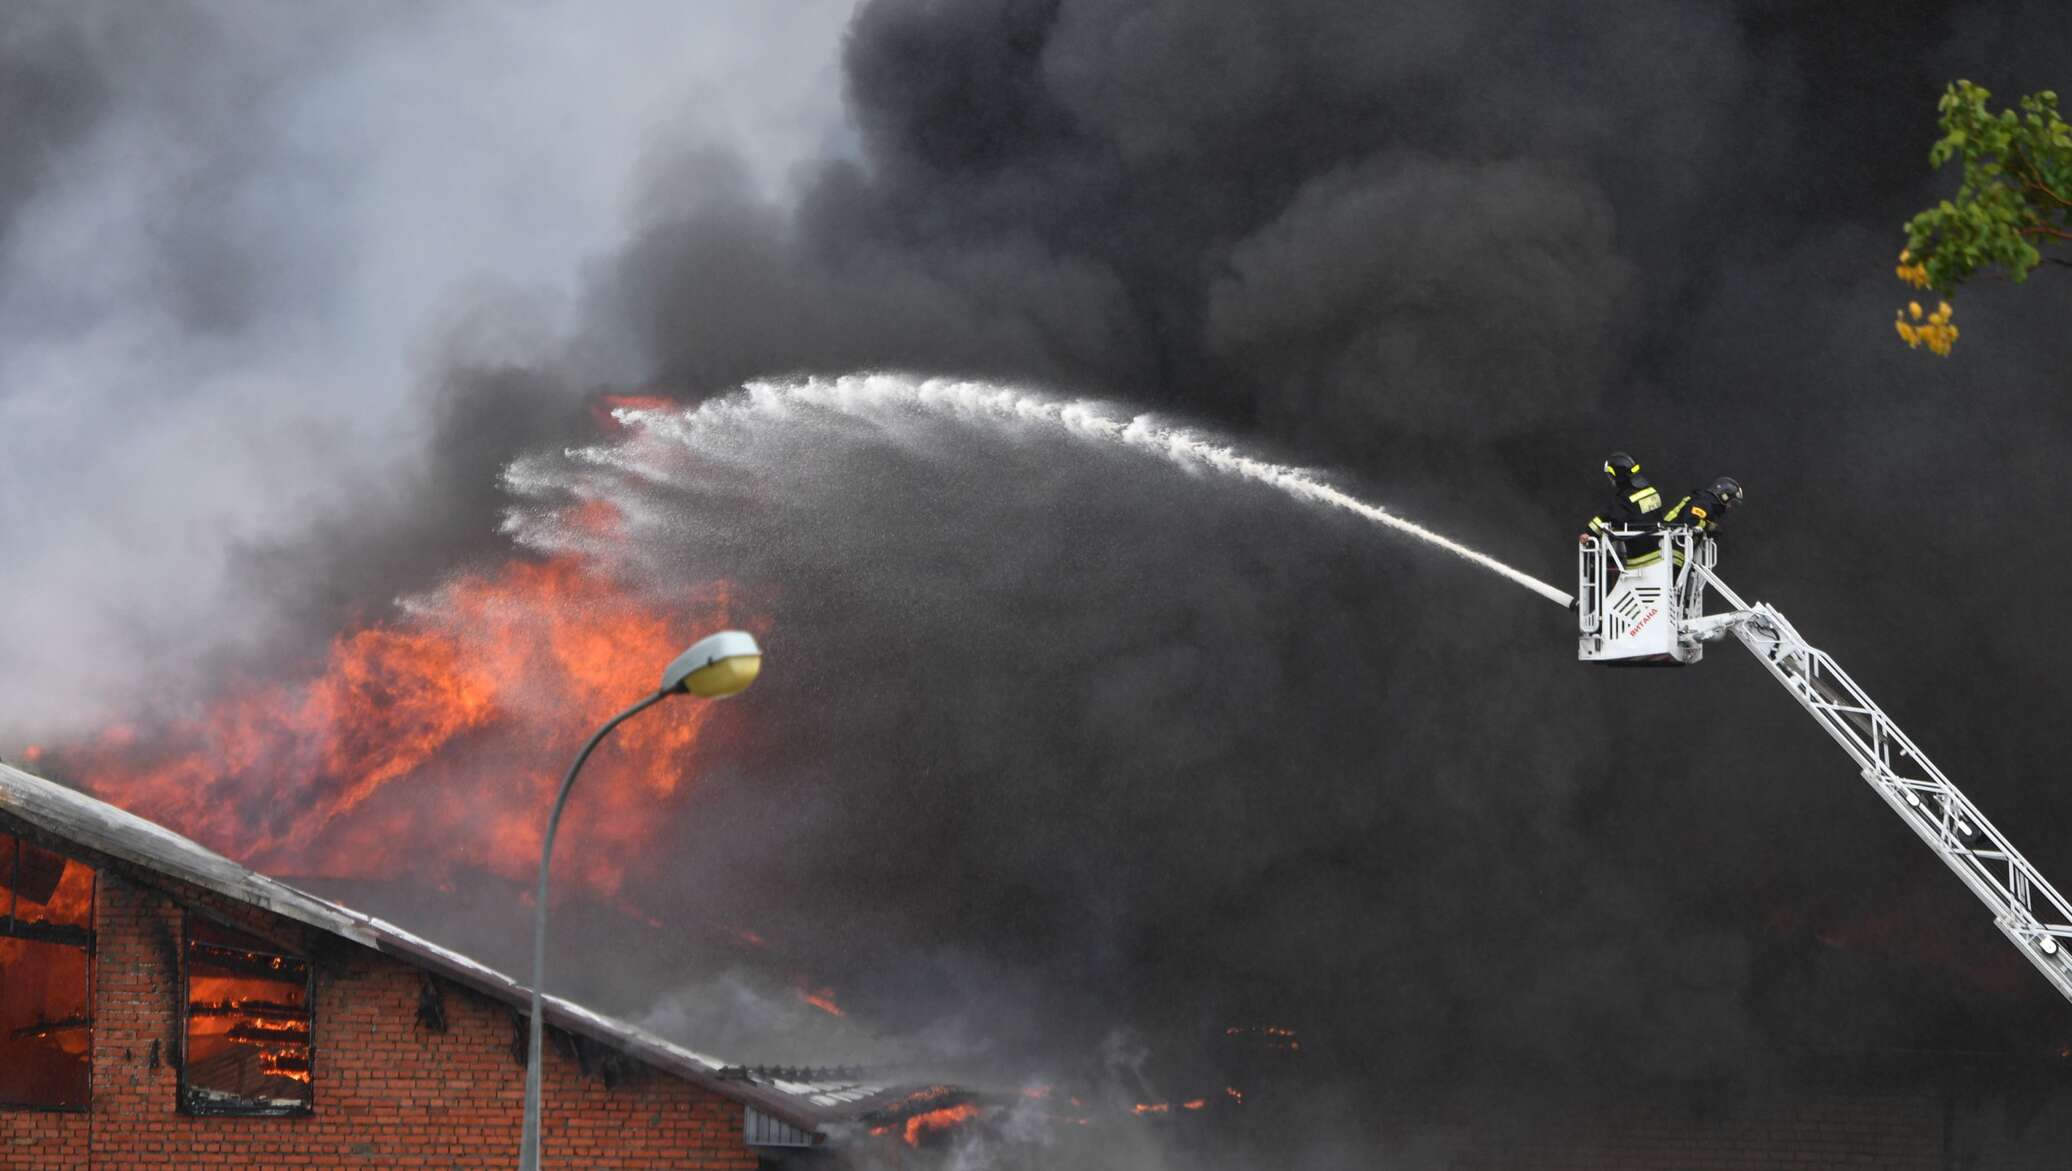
<box><xmin>518</xmin><ymin>688</ymin><xmax>669</xmax><ymax>1171</ymax></box>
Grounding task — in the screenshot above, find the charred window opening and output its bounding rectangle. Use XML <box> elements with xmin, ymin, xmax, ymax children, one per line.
<box><xmin>181</xmin><ymin>916</ymin><xmax>313</xmax><ymax>1116</ymax></box>
<box><xmin>0</xmin><ymin>830</ymin><xmax>96</xmax><ymax>1111</ymax></box>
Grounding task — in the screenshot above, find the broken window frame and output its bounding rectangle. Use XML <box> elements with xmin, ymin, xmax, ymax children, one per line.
<box><xmin>0</xmin><ymin>829</ymin><xmax>96</xmax><ymax>1113</ymax></box>
<box><xmin>178</xmin><ymin>912</ymin><xmax>315</xmax><ymax>1117</ymax></box>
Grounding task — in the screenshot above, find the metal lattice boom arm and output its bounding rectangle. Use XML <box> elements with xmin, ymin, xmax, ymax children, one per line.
<box><xmin>1692</xmin><ymin>567</ymin><xmax>2072</xmax><ymax>1004</ymax></box>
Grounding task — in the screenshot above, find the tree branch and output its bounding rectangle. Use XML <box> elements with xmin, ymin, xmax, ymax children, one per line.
<box><xmin>2010</xmin><ymin>150</ymin><xmax>2072</xmax><ymax>208</ymax></box>
<box><xmin>2021</xmin><ymin>178</ymin><xmax>2072</xmax><ymax>209</ymax></box>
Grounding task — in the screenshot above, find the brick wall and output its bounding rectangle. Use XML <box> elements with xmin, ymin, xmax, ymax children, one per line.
<box><xmin>2</xmin><ymin>867</ymin><xmax>763</xmax><ymax>1170</ymax></box>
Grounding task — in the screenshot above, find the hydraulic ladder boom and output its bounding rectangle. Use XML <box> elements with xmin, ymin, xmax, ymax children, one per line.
<box><xmin>1701</xmin><ymin>570</ymin><xmax>2072</xmax><ymax>1001</ymax></box>
<box><xmin>1580</xmin><ymin>527</ymin><xmax>2072</xmax><ymax>1003</ymax></box>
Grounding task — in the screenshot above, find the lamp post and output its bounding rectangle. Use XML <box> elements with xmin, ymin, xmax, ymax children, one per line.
<box><xmin>518</xmin><ymin>630</ymin><xmax>762</xmax><ymax>1171</ymax></box>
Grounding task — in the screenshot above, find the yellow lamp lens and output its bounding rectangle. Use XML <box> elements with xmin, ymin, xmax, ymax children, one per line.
<box><xmin>683</xmin><ymin>654</ymin><xmax>762</xmax><ymax>698</ymax></box>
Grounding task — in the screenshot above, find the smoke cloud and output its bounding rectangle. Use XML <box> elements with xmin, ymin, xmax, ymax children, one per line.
<box><xmin>11</xmin><ymin>0</ymin><xmax>2072</xmax><ymax>1163</ymax></box>
<box><xmin>0</xmin><ymin>0</ymin><xmax>850</xmax><ymax>736</ymax></box>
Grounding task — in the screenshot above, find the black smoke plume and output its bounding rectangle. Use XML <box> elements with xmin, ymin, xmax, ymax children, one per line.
<box><xmin>11</xmin><ymin>1</ymin><xmax>2072</xmax><ymax>1165</ymax></box>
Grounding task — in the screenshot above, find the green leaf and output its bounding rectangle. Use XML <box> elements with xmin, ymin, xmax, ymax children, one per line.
<box><xmin>1897</xmin><ymin>82</ymin><xmax>2072</xmax><ymax>303</ymax></box>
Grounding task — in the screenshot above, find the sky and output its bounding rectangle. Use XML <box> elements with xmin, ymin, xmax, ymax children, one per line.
<box><xmin>6</xmin><ymin>2</ymin><xmax>2072</xmax><ymax>1166</ymax></box>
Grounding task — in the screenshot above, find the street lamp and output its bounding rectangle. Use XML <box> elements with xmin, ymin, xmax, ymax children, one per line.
<box><xmin>518</xmin><ymin>630</ymin><xmax>762</xmax><ymax>1171</ymax></box>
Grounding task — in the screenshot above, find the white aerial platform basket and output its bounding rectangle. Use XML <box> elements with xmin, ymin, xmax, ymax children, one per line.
<box><xmin>1577</xmin><ymin>526</ymin><xmax>1714</xmax><ymax>666</ymax></box>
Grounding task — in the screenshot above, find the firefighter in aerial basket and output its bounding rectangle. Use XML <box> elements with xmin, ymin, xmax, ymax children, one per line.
<box><xmin>1582</xmin><ymin>451</ymin><xmax>1664</xmax><ymax>566</ymax></box>
<box><xmin>1664</xmin><ymin>476</ymin><xmax>1744</xmax><ymax>535</ymax></box>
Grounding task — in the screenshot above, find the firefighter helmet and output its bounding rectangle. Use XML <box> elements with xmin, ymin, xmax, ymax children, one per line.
<box><xmin>1604</xmin><ymin>452</ymin><xmax>1640</xmax><ymax>482</ymax></box>
<box><xmin>1710</xmin><ymin>476</ymin><xmax>1743</xmax><ymax>509</ymax></box>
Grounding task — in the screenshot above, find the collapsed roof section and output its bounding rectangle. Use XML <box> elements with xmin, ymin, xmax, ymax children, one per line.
<box><xmin>0</xmin><ymin>760</ymin><xmax>907</xmax><ymax>1141</ymax></box>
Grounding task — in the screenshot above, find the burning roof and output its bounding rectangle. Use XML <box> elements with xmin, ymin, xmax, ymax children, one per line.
<box><xmin>0</xmin><ymin>759</ymin><xmax>916</xmax><ymax>1139</ymax></box>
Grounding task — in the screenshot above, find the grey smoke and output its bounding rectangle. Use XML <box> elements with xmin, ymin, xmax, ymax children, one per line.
<box><xmin>9</xmin><ymin>0</ymin><xmax>2072</xmax><ymax>1164</ymax></box>
<box><xmin>0</xmin><ymin>0</ymin><xmax>851</xmax><ymax>737</ymax></box>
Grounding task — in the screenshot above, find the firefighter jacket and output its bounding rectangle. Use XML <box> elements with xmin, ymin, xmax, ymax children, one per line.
<box><xmin>1662</xmin><ymin>488</ymin><xmax>1728</xmax><ymax>534</ymax></box>
<box><xmin>1588</xmin><ymin>476</ymin><xmax>1662</xmax><ymax>538</ymax></box>
<box><xmin>1588</xmin><ymin>475</ymin><xmax>1667</xmax><ymax>567</ymax></box>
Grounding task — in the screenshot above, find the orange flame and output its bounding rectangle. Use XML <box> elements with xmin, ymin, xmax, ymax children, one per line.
<box><xmin>61</xmin><ymin>555</ymin><xmax>749</xmax><ymax>901</ymax></box>
<box><xmin>1224</xmin><ymin>1024</ymin><xmax>1301</xmax><ymax>1052</ymax></box>
<box><xmin>903</xmin><ymin>1103</ymin><xmax>981</xmax><ymax>1146</ymax></box>
<box><xmin>228</xmin><ymin>1018</ymin><xmax>306</xmax><ymax>1036</ymax></box>
<box><xmin>39</xmin><ymin>858</ymin><xmax>95</xmax><ymax>927</ymax></box>
<box><xmin>258</xmin><ymin>1051</ymin><xmax>313</xmax><ymax>1083</ymax></box>
<box><xmin>798</xmin><ymin>986</ymin><xmax>845</xmax><ymax>1018</ymax></box>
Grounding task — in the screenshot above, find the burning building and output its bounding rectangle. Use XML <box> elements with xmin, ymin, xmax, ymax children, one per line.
<box><xmin>0</xmin><ymin>760</ymin><xmax>910</xmax><ymax>1168</ymax></box>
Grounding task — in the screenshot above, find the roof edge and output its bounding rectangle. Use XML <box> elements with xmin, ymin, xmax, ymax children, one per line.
<box><xmin>0</xmin><ymin>761</ymin><xmax>832</xmax><ymax>1133</ymax></box>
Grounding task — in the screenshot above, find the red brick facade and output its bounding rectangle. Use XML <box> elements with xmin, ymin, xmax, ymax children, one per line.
<box><xmin>1</xmin><ymin>861</ymin><xmax>763</xmax><ymax>1170</ymax></box>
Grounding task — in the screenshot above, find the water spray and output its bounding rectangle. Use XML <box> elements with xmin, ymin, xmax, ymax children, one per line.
<box><xmin>606</xmin><ymin>373</ymin><xmax>1576</xmax><ymax>609</ymax></box>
